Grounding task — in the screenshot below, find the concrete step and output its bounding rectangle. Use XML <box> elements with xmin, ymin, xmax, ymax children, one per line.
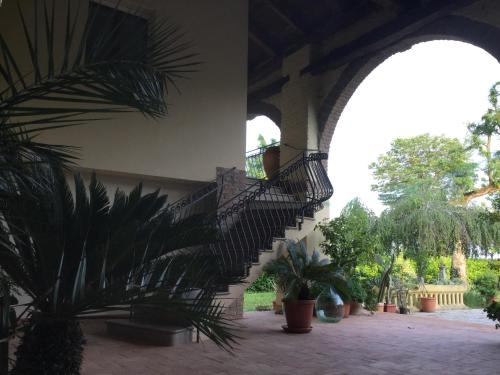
<box><xmin>106</xmin><ymin>320</ymin><xmax>193</xmax><ymax>346</ymax></box>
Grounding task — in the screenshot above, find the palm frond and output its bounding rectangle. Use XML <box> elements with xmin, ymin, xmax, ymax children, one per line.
<box><xmin>0</xmin><ymin>164</ymin><xmax>238</xmax><ymax>349</ymax></box>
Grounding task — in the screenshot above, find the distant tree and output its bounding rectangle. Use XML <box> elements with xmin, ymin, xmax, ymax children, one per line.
<box><xmin>369</xmin><ymin>134</ymin><xmax>476</xmax><ymax>205</ymax></box>
<box><xmin>463</xmin><ymin>82</ymin><xmax>500</xmax><ymax>203</ymax></box>
<box><xmin>257</xmin><ymin>134</ymin><xmax>278</xmax><ymax>148</ymax></box>
<box><xmin>370</xmin><ymin>83</ymin><xmax>500</xmax><ymax>277</ymax></box>
<box><xmin>370</xmin><ymin>82</ymin><xmax>499</xmax><ymax>206</ymax></box>
<box><xmin>382</xmin><ymin>186</ymin><xmax>498</xmax><ymax>280</ymax></box>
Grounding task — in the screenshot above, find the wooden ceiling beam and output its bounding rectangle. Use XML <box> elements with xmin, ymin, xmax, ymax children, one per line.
<box><xmin>249</xmin><ymin>30</ymin><xmax>278</xmax><ymax>58</ymax></box>
<box><xmin>263</xmin><ymin>0</ymin><xmax>307</xmax><ymax>38</ymax></box>
<box><xmin>301</xmin><ymin>0</ymin><xmax>478</xmax><ymax>75</ymax></box>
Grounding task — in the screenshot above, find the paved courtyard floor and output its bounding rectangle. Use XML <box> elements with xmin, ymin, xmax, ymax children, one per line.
<box><xmin>82</xmin><ymin>311</ymin><xmax>500</xmax><ymax>375</ymax></box>
<box><xmin>415</xmin><ymin>308</ymin><xmax>492</xmax><ymax>325</ymax></box>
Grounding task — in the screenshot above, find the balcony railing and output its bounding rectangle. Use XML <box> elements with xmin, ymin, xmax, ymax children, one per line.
<box><xmin>245</xmin><ymin>142</ymin><xmax>280</xmax><ymax>179</ymax></box>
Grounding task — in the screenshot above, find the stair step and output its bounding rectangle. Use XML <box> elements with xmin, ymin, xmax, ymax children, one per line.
<box><xmin>106</xmin><ymin>320</ymin><xmax>193</xmax><ymax>346</ymax></box>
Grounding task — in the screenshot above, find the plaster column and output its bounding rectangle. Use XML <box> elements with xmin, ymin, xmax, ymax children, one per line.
<box><xmin>280</xmin><ymin>46</ymin><xmax>321</xmax><ymax>166</ymax></box>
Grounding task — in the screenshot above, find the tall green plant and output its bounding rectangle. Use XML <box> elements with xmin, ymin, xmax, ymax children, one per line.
<box><xmin>264</xmin><ymin>241</ymin><xmax>349</xmax><ymax>301</ymax></box>
<box><xmin>382</xmin><ymin>186</ymin><xmax>498</xmax><ymax>279</ymax></box>
<box><xmin>316</xmin><ymin>198</ymin><xmax>376</xmax><ymax>275</ymax></box>
<box><xmin>0</xmin><ymin>165</ymin><xmax>237</xmax><ymax>374</ymax></box>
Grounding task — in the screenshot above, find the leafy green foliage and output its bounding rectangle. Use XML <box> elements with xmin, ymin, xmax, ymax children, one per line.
<box><xmin>264</xmin><ymin>241</ymin><xmax>349</xmax><ymax>301</ymax></box>
<box><xmin>473</xmin><ymin>271</ymin><xmax>499</xmax><ymax>299</ymax></box>
<box><xmin>380</xmin><ymin>186</ymin><xmax>498</xmax><ymax>278</ymax></box>
<box><xmin>466</xmin><ymin>82</ymin><xmax>500</xmax><ymax>194</ymax></box>
<box><xmin>369</xmin><ymin>134</ymin><xmax>476</xmax><ymax>205</ymax></box>
<box><xmin>0</xmin><ymin>164</ymin><xmax>239</xmax><ymax>357</ymax></box>
<box><xmin>246</xmin><ymin>272</ymin><xmax>276</xmax><ymax>293</ymax></box>
<box><xmin>347</xmin><ymin>275</ymin><xmax>367</xmax><ymax>303</ymax></box>
<box><xmin>316</xmin><ymin>198</ymin><xmax>377</xmax><ymax>275</ymax></box>
<box><xmin>243</xmin><ymin>292</ymin><xmax>275</xmax><ymax>312</ymax></box>
<box><xmin>484</xmin><ymin>301</ymin><xmax>500</xmax><ymax>329</ymax></box>
<box><xmin>12</xmin><ymin>318</ymin><xmax>85</xmax><ymax>375</ymax></box>
<box><xmin>464</xmin><ymin>290</ymin><xmax>487</xmax><ymax>308</ymax></box>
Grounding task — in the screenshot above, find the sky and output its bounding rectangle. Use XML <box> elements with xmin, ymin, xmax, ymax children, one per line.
<box><xmin>246</xmin><ymin>40</ymin><xmax>500</xmax><ymax>217</ymax></box>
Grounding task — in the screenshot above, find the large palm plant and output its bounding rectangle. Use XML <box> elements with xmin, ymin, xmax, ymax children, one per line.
<box><xmin>1</xmin><ymin>164</ymin><xmax>237</xmax><ymax>374</ymax></box>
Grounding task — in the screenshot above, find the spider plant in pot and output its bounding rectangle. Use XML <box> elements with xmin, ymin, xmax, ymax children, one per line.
<box><xmin>264</xmin><ymin>241</ymin><xmax>349</xmax><ymax>333</ymax></box>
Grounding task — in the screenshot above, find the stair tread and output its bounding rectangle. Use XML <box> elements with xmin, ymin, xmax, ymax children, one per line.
<box><xmin>107</xmin><ymin>320</ymin><xmax>192</xmax><ymax>333</ymax></box>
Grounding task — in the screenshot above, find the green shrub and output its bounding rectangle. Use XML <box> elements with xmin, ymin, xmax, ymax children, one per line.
<box><xmin>246</xmin><ymin>272</ymin><xmax>276</xmax><ymax>293</ymax></box>
<box><xmin>464</xmin><ymin>290</ymin><xmax>486</xmax><ymax>308</ymax></box>
<box><xmin>424</xmin><ymin>256</ymin><xmax>452</xmax><ymax>283</ymax></box>
<box><xmin>485</xmin><ymin>301</ymin><xmax>500</xmax><ymax>329</ymax></box>
<box><xmin>467</xmin><ymin>259</ymin><xmax>500</xmax><ymax>284</ymax></box>
<box><xmin>473</xmin><ymin>271</ymin><xmax>499</xmax><ymax>299</ymax></box>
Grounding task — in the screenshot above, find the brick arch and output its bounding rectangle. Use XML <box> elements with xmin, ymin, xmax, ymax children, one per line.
<box><xmin>247</xmin><ymin>101</ymin><xmax>282</xmax><ymax>128</ymax></box>
<box><xmin>318</xmin><ymin>16</ymin><xmax>500</xmax><ymax>163</ymax></box>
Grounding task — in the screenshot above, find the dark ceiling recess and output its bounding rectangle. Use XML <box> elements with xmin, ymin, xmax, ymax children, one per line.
<box><xmin>248</xmin><ymin>0</ymin><xmax>478</xmax><ymax>85</ymax></box>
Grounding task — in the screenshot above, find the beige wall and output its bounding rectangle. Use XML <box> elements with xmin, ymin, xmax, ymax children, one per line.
<box><xmin>1</xmin><ymin>0</ymin><xmax>249</xmax><ymax>184</ymax></box>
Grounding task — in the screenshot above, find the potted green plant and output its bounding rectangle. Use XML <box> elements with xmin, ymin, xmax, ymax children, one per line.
<box><xmin>375</xmin><ymin>254</ymin><xmax>397</xmax><ymax>313</ymax></box>
<box><xmin>348</xmin><ymin>275</ymin><xmax>367</xmax><ymax>315</ymax></box>
<box><xmin>265</xmin><ymin>241</ymin><xmax>348</xmax><ymax>333</ymax></box>
<box><xmin>393</xmin><ymin>276</ymin><xmax>416</xmax><ymax>314</ymax></box>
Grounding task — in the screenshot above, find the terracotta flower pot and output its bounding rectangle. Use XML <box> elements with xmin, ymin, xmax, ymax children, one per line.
<box><xmin>376</xmin><ymin>303</ymin><xmax>385</xmax><ymax>312</ymax></box>
<box><xmin>283</xmin><ymin>300</ymin><xmax>315</xmax><ymax>333</ymax></box>
<box><xmin>350</xmin><ymin>301</ymin><xmax>361</xmax><ymax>315</ymax></box>
<box><xmin>420</xmin><ymin>297</ymin><xmax>437</xmax><ymax>313</ymax></box>
<box><xmin>262</xmin><ymin>146</ymin><xmax>280</xmax><ymax>179</ymax></box>
<box><xmin>343</xmin><ymin>302</ymin><xmax>351</xmax><ymax>318</ymax></box>
<box><xmin>384</xmin><ymin>303</ymin><xmax>397</xmax><ymax>313</ymax></box>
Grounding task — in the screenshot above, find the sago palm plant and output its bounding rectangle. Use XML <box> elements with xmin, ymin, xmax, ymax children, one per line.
<box><xmin>1</xmin><ymin>164</ymin><xmax>237</xmax><ymax>374</ymax></box>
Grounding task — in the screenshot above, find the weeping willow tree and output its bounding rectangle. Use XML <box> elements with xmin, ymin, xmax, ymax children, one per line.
<box><xmin>383</xmin><ymin>186</ymin><xmax>499</xmax><ymax>281</ymax></box>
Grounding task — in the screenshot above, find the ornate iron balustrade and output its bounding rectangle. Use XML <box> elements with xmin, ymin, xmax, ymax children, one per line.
<box><xmin>211</xmin><ymin>152</ymin><xmax>333</xmax><ymax>278</ymax></box>
<box><xmin>164</xmin><ymin>152</ymin><xmax>333</xmax><ymax>281</ymax></box>
<box><xmin>245</xmin><ymin>142</ymin><xmax>280</xmax><ymax>179</ymax></box>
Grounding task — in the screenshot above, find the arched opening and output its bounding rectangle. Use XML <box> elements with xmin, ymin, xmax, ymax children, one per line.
<box><xmin>245</xmin><ymin>115</ymin><xmax>281</xmax><ymax>178</ymax></box>
<box><xmin>325</xmin><ymin>40</ymin><xmax>500</xmax><ymax>217</ymax></box>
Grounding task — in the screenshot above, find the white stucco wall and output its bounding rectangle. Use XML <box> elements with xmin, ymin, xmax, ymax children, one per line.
<box><xmin>1</xmin><ymin>0</ymin><xmax>249</xmax><ymax>184</ymax></box>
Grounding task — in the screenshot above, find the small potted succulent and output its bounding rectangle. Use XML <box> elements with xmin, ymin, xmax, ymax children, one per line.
<box><xmin>265</xmin><ymin>241</ymin><xmax>348</xmax><ymax>333</ymax></box>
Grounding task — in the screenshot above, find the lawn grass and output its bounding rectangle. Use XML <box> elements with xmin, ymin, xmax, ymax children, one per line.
<box><xmin>244</xmin><ymin>292</ymin><xmax>275</xmax><ymax>312</ymax></box>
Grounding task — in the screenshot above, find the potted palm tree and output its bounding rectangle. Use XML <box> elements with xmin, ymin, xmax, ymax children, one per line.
<box><xmin>265</xmin><ymin>241</ymin><xmax>348</xmax><ymax>333</ymax></box>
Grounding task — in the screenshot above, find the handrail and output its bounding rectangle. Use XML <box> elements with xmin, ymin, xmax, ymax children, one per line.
<box><xmin>211</xmin><ymin>152</ymin><xmax>333</xmax><ymax>277</ymax></box>
<box><xmin>245</xmin><ymin>142</ymin><xmax>280</xmax><ymax>179</ymax></box>
<box><xmin>163</xmin><ymin>150</ymin><xmax>333</xmax><ymax>280</ymax></box>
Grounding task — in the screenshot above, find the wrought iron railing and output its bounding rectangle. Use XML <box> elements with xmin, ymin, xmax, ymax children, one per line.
<box><xmin>211</xmin><ymin>152</ymin><xmax>333</xmax><ymax>277</ymax></box>
<box><xmin>245</xmin><ymin>142</ymin><xmax>280</xmax><ymax>179</ymax></box>
<box><xmin>164</xmin><ymin>152</ymin><xmax>333</xmax><ymax>280</ymax></box>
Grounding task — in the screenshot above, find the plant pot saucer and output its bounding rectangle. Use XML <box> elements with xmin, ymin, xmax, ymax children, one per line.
<box><xmin>281</xmin><ymin>325</ymin><xmax>312</xmax><ymax>333</ymax></box>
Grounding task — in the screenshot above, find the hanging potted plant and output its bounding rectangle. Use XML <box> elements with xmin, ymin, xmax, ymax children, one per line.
<box><xmin>265</xmin><ymin>241</ymin><xmax>349</xmax><ymax>333</ymax></box>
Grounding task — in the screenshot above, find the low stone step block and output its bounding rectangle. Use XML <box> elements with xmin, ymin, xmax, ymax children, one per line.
<box><xmin>106</xmin><ymin>319</ymin><xmax>193</xmax><ymax>346</ymax></box>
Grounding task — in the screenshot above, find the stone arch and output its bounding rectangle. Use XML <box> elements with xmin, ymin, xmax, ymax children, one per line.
<box><xmin>247</xmin><ymin>101</ymin><xmax>282</xmax><ymax>128</ymax></box>
<box><xmin>318</xmin><ymin>16</ymin><xmax>500</xmax><ymax>160</ymax></box>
